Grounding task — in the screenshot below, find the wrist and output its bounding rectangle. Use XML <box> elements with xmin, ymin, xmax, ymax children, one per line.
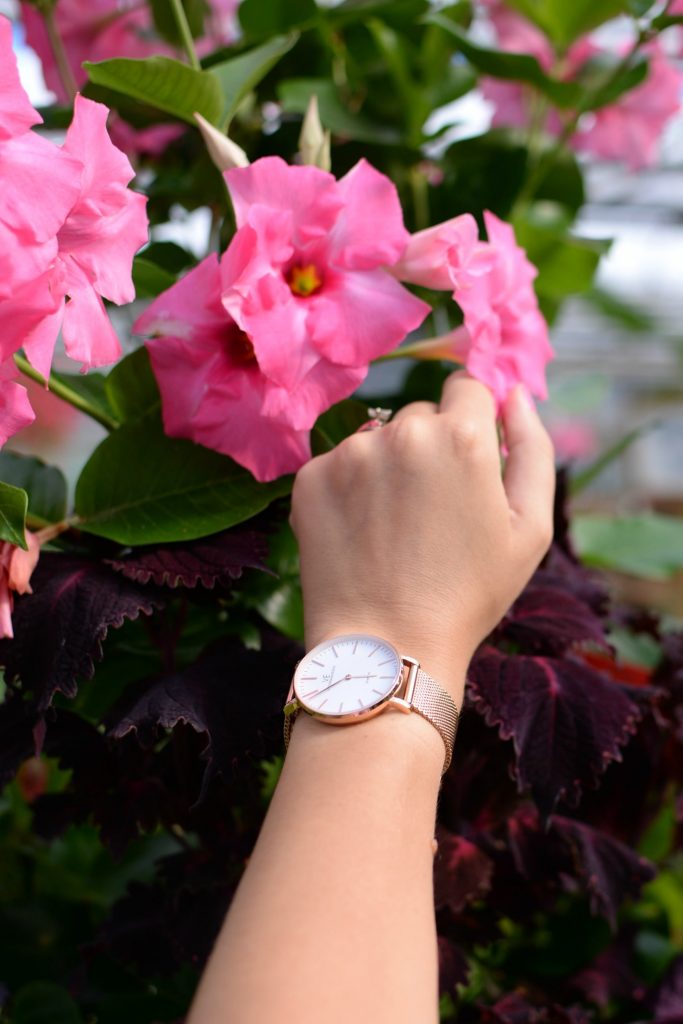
<box><xmin>288</xmin><ymin>703</ymin><xmax>446</xmax><ymax>783</ymax></box>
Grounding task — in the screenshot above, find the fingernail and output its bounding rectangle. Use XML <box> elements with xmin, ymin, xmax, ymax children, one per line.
<box><xmin>513</xmin><ymin>383</ymin><xmax>535</xmax><ymax>410</ymax></box>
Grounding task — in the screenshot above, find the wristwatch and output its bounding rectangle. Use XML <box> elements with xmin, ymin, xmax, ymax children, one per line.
<box><xmin>283</xmin><ymin>633</ymin><xmax>459</xmax><ymax>774</ymax></box>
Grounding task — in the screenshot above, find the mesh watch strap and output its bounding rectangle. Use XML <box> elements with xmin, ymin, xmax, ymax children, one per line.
<box><xmin>283</xmin><ymin>662</ymin><xmax>459</xmax><ymax>775</ymax></box>
<box><xmin>410</xmin><ymin>667</ymin><xmax>458</xmax><ymax>773</ymax></box>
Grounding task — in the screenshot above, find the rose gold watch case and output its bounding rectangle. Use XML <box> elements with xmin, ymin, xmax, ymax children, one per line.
<box><xmin>283</xmin><ymin>633</ymin><xmax>419</xmax><ymax>727</ymax></box>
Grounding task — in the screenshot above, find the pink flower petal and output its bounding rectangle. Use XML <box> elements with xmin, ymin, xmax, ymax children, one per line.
<box><xmin>0</xmin><ymin>358</ymin><xmax>35</xmax><ymax>448</ymax></box>
<box><xmin>60</xmin><ymin>95</ymin><xmax>149</xmax><ymax>304</ymax></box>
<box><xmin>8</xmin><ymin>531</ymin><xmax>41</xmax><ymax>594</ymax></box>
<box><xmin>0</xmin><ymin>132</ymin><xmax>82</xmax><ymax>243</ymax></box>
<box><xmin>225</xmin><ymin>156</ymin><xmax>343</xmax><ymax>243</ymax></box>
<box><xmin>330</xmin><ymin>159</ymin><xmax>410</xmax><ymax>270</ymax></box>
<box><xmin>391</xmin><ymin>214</ymin><xmax>483</xmax><ymax>291</ymax></box>
<box><xmin>0</xmin><ymin>268</ymin><xmax>65</xmax><ymax>375</ymax></box>
<box><xmin>61</xmin><ymin>262</ymin><xmax>122</xmax><ymax>370</ymax></box>
<box><xmin>0</xmin><ymin>15</ymin><xmax>42</xmax><ymax>140</ymax></box>
<box><xmin>309</xmin><ymin>267</ymin><xmax>430</xmax><ymax>366</ymax></box>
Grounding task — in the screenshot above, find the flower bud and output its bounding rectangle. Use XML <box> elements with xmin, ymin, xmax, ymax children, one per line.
<box><xmin>298</xmin><ymin>95</ymin><xmax>331</xmax><ymax>172</ymax></box>
<box><xmin>194</xmin><ymin>112</ymin><xmax>249</xmax><ymax>172</ymax></box>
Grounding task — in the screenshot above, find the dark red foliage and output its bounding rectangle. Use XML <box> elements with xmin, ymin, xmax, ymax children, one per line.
<box><xmin>551</xmin><ymin>816</ymin><xmax>655</xmax><ymax>929</ymax></box>
<box><xmin>106</xmin><ymin>528</ymin><xmax>270</xmax><ymax>588</ymax></box>
<box><xmin>107</xmin><ymin>631</ymin><xmax>301</xmax><ymax>800</ymax></box>
<box><xmin>500</xmin><ymin>571</ymin><xmax>608</xmax><ymax>656</ymax></box>
<box><xmin>438</xmin><ymin>936</ymin><xmax>470</xmax><ymax>996</ymax></box>
<box><xmin>0</xmin><ymin>554</ymin><xmax>162</xmax><ymax>710</ymax></box>
<box><xmin>468</xmin><ymin>647</ymin><xmax>642</xmax><ymax>817</ymax></box>
<box><xmin>569</xmin><ymin>935</ymin><xmax>643</xmax><ymax>1008</ymax></box>
<box><xmin>434</xmin><ymin>828</ymin><xmax>494</xmax><ymax>913</ymax></box>
<box><xmin>649</xmin><ymin>956</ymin><xmax>683</xmax><ymax>1023</ymax></box>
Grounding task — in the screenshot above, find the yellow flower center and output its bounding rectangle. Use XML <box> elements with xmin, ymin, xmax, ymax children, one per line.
<box><xmin>288</xmin><ymin>263</ymin><xmax>323</xmax><ymax>297</ymax></box>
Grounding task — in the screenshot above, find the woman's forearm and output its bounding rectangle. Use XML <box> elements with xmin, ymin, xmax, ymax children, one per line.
<box><xmin>188</xmin><ymin>704</ymin><xmax>450</xmax><ymax>1024</ymax></box>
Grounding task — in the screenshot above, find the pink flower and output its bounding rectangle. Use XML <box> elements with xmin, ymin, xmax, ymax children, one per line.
<box><xmin>389</xmin><ymin>214</ymin><xmax>492</xmax><ymax>291</ymax></box>
<box><xmin>0</xmin><ymin>16</ymin><xmax>41</xmax><ymax>140</ymax></box>
<box><xmin>453</xmin><ymin>211</ymin><xmax>553</xmax><ymax>407</ymax></box>
<box><xmin>136</xmin><ymin>157</ymin><xmax>428</xmax><ymax>481</ymax></box>
<box><xmin>7</xmin><ymin>94</ymin><xmax>149</xmax><ymax>379</ymax></box>
<box><xmin>0</xmin><ymin>359</ymin><xmax>35</xmax><ymax>448</ymax></box>
<box><xmin>548</xmin><ymin>419</ymin><xmax>597</xmax><ymax>461</ymax></box>
<box><xmin>0</xmin><ymin>531</ymin><xmax>41</xmax><ymax>639</ymax></box>
<box><xmin>222</xmin><ymin>157</ymin><xmax>428</xmax><ymax>378</ymax></box>
<box><xmin>21</xmin><ymin>0</ymin><xmax>166</xmax><ymax>103</ymax></box>
<box><xmin>480</xmin><ymin>6</ymin><xmax>682</xmax><ymax>170</ymax></box>
<box><xmin>572</xmin><ymin>41</ymin><xmax>682</xmax><ymax>170</ymax></box>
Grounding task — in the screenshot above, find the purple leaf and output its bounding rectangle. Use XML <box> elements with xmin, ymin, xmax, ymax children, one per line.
<box><xmin>106</xmin><ymin>529</ymin><xmax>270</xmax><ymax>588</ymax></box>
<box><xmin>552</xmin><ymin>815</ymin><xmax>655</xmax><ymax>929</ymax></box>
<box><xmin>505</xmin><ymin>806</ymin><xmax>654</xmax><ymax>930</ymax></box>
<box><xmin>0</xmin><ymin>554</ymin><xmax>161</xmax><ymax>710</ymax></box>
<box><xmin>480</xmin><ymin>993</ymin><xmax>592</xmax><ymax>1024</ymax></box>
<box><xmin>107</xmin><ymin>632</ymin><xmax>301</xmax><ymax>801</ymax></box>
<box><xmin>651</xmin><ymin>956</ymin><xmax>683</xmax><ymax>1022</ymax></box>
<box><xmin>434</xmin><ymin>828</ymin><xmax>494</xmax><ymax>913</ymax></box>
<box><xmin>569</xmin><ymin>935</ymin><xmax>642</xmax><ymax>1008</ymax></box>
<box><xmin>438</xmin><ymin>936</ymin><xmax>469</xmax><ymax>996</ymax></box>
<box><xmin>468</xmin><ymin>647</ymin><xmax>642</xmax><ymax>817</ymax></box>
<box><xmin>0</xmin><ymin>692</ymin><xmax>41</xmax><ymax>787</ymax></box>
<box><xmin>501</xmin><ymin>570</ymin><xmax>609</xmax><ymax>655</ymax></box>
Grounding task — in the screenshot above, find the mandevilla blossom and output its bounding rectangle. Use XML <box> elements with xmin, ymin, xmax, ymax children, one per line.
<box><xmin>136</xmin><ymin>156</ymin><xmax>429</xmax><ymax>481</ymax></box>
<box><xmin>572</xmin><ymin>41</ymin><xmax>683</xmax><ymax>171</ymax></box>
<box><xmin>480</xmin><ymin>6</ymin><xmax>682</xmax><ymax>169</ymax></box>
<box><xmin>7</xmin><ymin>94</ymin><xmax>149</xmax><ymax>379</ymax></box>
<box><xmin>393</xmin><ymin>211</ymin><xmax>553</xmax><ymax>409</ymax></box>
<box><xmin>0</xmin><ymin>531</ymin><xmax>41</xmax><ymax>639</ymax></box>
<box><xmin>456</xmin><ymin>211</ymin><xmax>553</xmax><ymax>407</ymax></box>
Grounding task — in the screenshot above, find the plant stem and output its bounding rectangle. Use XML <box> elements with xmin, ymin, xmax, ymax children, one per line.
<box><xmin>13</xmin><ymin>353</ymin><xmax>119</xmax><ymax>432</ymax></box>
<box><xmin>43</xmin><ymin>4</ymin><xmax>78</xmax><ymax>102</ymax></box>
<box><xmin>169</xmin><ymin>0</ymin><xmax>201</xmax><ymax>70</ymax></box>
<box><xmin>515</xmin><ymin>26</ymin><xmax>651</xmax><ymax>210</ymax></box>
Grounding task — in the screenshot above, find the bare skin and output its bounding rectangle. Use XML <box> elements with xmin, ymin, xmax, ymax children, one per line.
<box><xmin>188</xmin><ymin>373</ymin><xmax>555</xmax><ymax>1024</ymax></box>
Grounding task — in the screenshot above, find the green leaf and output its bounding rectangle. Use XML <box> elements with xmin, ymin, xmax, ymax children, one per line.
<box><xmin>0</xmin><ymin>481</ymin><xmax>28</xmax><ymax>548</ymax></box>
<box><xmin>239</xmin><ymin>0</ymin><xmax>318</xmax><ymax>37</ymax></box>
<box><xmin>572</xmin><ymin>513</ymin><xmax>683</xmax><ymax>579</ymax></box>
<box><xmin>423</xmin><ymin>14</ymin><xmax>582</xmax><ymax>107</ymax></box>
<box><xmin>131</xmin><ymin>256</ymin><xmax>177</xmax><ymax>299</ymax></box>
<box><xmin>11</xmin><ymin>982</ymin><xmax>83</xmax><ymax>1024</ymax></box>
<box><xmin>570</xmin><ymin>422</ymin><xmax>658</xmax><ymax>496</ymax></box>
<box><xmin>0</xmin><ymin>451</ymin><xmax>68</xmax><ymax>525</ymax></box>
<box><xmin>311</xmin><ymin>400</ymin><xmax>369</xmax><ymax>455</ymax></box>
<box><xmin>278</xmin><ymin>78</ymin><xmax>402</xmax><ymax>144</ymax></box>
<box><xmin>48</xmin><ymin>368</ymin><xmax>116</xmax><ymax>427</ymax></box>
<box><xmin>243</xmin><ymin>521</ymin><xmax>304</xmax><ymax>641</ymax></box>
<box><xmin>208</xmin><ymin>33</ymin><xmax>299</xmax><ymax>127</ymax></box>
<box><xmin>573</xmin><ymin>51</ymin><xmax>648</xmax><ymax>111</ymax></box>
<box><xmin>512</xmin><ymin>210</ymin><xmax>606</xmax><ymax>306</ymax></box>
<box><xmin>75</xmin><ymin>416</ymin><xmax>292</xmax><ymax>545</ymax></box>
<box><xmin>651</xmin><ymin>13</ymin><xmax>683</xmax><ymax>30</ymax></box>
<box><xmin>84</xmin><ymin>56</ymin><xmax>224</xmax><ymax>125</ymax></box>
<box><xmin>104</xmin><ymin>348</ymin><xmax>161</xmax><ymax>425</ymax></box>
<box><xmin>505</xmin><ymin>0</ymin><xmax>629</xmax><ymax>49</ymax></box>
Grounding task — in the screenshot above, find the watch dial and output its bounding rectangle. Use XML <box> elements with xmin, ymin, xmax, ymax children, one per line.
<box><xmin>294</xmin><ymin>635</ymin><xmax>402</xmax><ymax>717</ymax></box>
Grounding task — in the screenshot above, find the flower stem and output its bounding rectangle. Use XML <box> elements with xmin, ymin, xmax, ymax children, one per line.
<box><xmin>43</xmin><ymin>4</ymin><xmax>79</xmax><ymax>102</ymax></box>
<box><xmin>13</xmin><ymin>353</ymin><xmax>119</xmax><ymax>432</ymax></box>
<box><xmin>169</xmin><ymin>0</ymin><xmax>201</xmax><ymax>70</ymax></box>
<box><xmin>514</xmin><ymin>26</ymin><xmax>651</xmax><ymax>210</ymax></box>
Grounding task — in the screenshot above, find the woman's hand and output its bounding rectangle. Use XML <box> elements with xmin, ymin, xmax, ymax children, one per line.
<box><xmin>290</xmin><ymin>373</ymin><xmax>555</xmax><ymax>700</ymax></box>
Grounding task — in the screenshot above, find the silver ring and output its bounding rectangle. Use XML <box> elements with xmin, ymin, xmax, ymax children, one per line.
<box><xmin>356</xmin><ymin>407</ymin><xmax>393</xmax><ymax>432</ymax></box>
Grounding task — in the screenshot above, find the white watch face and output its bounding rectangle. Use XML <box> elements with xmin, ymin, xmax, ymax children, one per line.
<box><xmin>294</xmin><ymin>634</ymin><xmax>402</xmax><ymax>718</ymax></box>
